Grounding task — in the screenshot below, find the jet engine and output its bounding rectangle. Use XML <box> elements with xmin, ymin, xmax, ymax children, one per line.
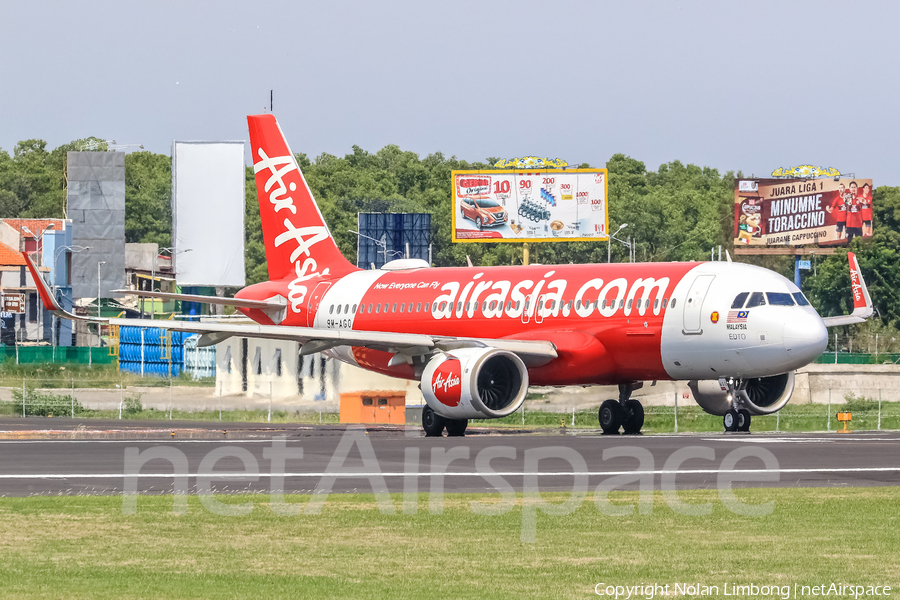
<box><xmin>688</xmin><ymin>372</ymin><xmax>795</xmax><ymax>416</ymax></box>
<box><xmin>421</xmin><ymin>347</ymin><xmax>528</xmax><ymax>420</ymax></box>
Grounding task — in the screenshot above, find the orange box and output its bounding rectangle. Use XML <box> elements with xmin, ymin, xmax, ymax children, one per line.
<box><xmin>340</xmin><ymin>392</ymin><xmax>406</xmax><ymax>424</ymax></box>
<box><xmin>837</xmin><ymin>412</ymin><xmax>852</xmax><ymax>422</ymax></box>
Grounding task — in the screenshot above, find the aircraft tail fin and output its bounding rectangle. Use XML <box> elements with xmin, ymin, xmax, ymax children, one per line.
<box><xmin>848</xmin><ymin>251</ymin><xmax>874</xmax><ymax>318</ymax></box>
<box><xmin>247</xmin><ymin>114</ymin><xmax>357</xmax><ymax>281</ymax></box>
<box><xmin>821</xmin><ymin>251</ymin><xmax>874</xmax><ymax>327</ymax></box>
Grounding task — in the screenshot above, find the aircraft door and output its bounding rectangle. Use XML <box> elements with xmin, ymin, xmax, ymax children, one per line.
<box><xmin>306</xmin><ymin>282</ymin><xmax>332</xmax><ymax>327</ymax></box>
<box><xmin>521</xmin><ymin>295</ymin><xmax>532</xmax><ymax>324</ymax></box>
<box><xmin>682</xmin><ymin>274</ymin><xmax>715</xmax><ymax>334</ymax></box>
<box><xmin>534</xmin><ymin>295</ymin><xmax>546</xmax><ymax>324</ymax></box>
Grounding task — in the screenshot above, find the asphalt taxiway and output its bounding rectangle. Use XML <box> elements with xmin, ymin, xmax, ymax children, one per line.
<box><xmin>0</xmin><ymin>418</ymin><xmax>896</xmax><ymax>496</ymax></box>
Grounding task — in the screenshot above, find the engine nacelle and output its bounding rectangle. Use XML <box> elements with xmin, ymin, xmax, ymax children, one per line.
<box><xmin>688</xmin><ymin>372</ymin><xmax>795</xmax><ymax>416</ymax></box>
<box><xmin>421</xmin><ymin>347</ymin><xmax>528</xmax><ymax>420</ymax></box>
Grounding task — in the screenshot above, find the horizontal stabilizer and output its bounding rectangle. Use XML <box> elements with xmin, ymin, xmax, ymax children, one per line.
<box><xmin>111</xmin><ymin>289</ymin><xmax>281</xmax><ymax>311</ymax></box>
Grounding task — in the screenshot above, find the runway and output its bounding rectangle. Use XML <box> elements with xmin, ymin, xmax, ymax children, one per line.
<box><xmin>0</xmin><ymin>419</ymin><xmax>897</xmax><ymax>496</ymax></box>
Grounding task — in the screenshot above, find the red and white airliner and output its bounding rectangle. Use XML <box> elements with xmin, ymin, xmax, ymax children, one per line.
<box><xmin>26</xmin><ymin>115</ymin><xmax>874</xmax><ymax>435</ymax></box>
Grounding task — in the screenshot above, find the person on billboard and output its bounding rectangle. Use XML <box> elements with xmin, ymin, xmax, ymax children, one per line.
<box><xmin>859</xmin><ymin>182</ymin><xmax>873</xmax><ymax>236</ymax></box>
<box><xmin>845</xmin><ymin>183</ymin><xmax>864</xmax><ymax>242</ymax></box>
<box><xmin>826</xmin><ymin>182</ymin><xmax>848</xmax><ymax>239</ymax></box>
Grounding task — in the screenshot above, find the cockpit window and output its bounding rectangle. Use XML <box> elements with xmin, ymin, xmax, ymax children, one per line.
<box><xmin>792</xmin><ymin>292</ymin><xmax>810</xmax><ymax>306</ymax></box>
<box><xmin>745</xmin><ymin>292</ymin><xmax>766</xmax><ymax>308</ymax></box>
<box><xmin>731</xmin><ymin>292</ymin><xmax>749</xmax><ymax>309</ymax></box>
<box><xmin>767</xmin><ymin>292</ymin><xmax>795</xmax><ymax>306</ymax></box>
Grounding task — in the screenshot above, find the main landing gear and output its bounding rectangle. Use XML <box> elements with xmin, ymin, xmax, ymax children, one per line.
<box><xmin>421</xmin><ymin>405</ymin><xmax>468</xmax><ymax>437</ymax></box>
<box><xmin>722</xmin><ymin>379</ymin><xmax>752</xmax><ymax>433</ymax></box>
<box><xmin>599</xmin><ymin>383</ymin><xmax>645</xmax><ymax>435</ymax></box>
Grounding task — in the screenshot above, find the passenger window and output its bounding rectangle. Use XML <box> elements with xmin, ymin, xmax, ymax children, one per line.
<box><xmin>731</xmin><ymin>292</ymin><xmax>749</xmax><ymax>309</ymax></box>
<box><xmin>362</xmin><ymin>397</ymin><xmax>373</xmax><ymax>406</ymax></box>
<box><xmin>516</xmin><ymin>301</ymin><xmax>521</xmax><ymax>310</ymax></box>
<box><xmin>375</xmin><ymin>303</ymin><xmax>380</xmax><ymax>313</ymax></box>
<box><xmin>416</xmin><ymin>302</ymin><xmax>421</xmax><ymax>312</ymax></box>
<box><xmin>663</xmin><ymin>298</ymin><xmax>668</xmax><ymax>309</ymax></box>
<box><xmin>425</xmin><ymin>302</ymin><xmax>430</xmax><ymax>312</ymax></box>
<box><xmin>627</xmin><ymin>299</ymin><xmax>632</xmax><ymax>310</ymax></box>
<box><xmin>767</xmin><ymin>292</ymin><xmax>795</xmax><ymax>306</ymax></box>
<box><xmin>408</xmin><ymin>302</ymin><xmax>413</xmax><ymax>312</ymax></box>
<box><xmin>438</xmin><ymin>302</ymin><xmax>446</xmax><ymax>311</ymax></box>
<box><xmin>329</xmin><ymin>305</ymin><xmax>334</xmax><ymax>314</ymax></box>
<box><xmin>392</xmin><ymin>303</ymin><xmax>398</xmax><ymax>312</ymax></box>
<box><xmin>654</xmin><ymin>298</ymin><xmax>659</xmax><ymax>309</ymax></box>
<box><xmin>368</xmin><ymin>303</ymin><xmax>373</xmax><ymax>313</ymax></box>
<box><xmin>746</xmin><ymin>292</ymin><xmax>766</xmax><ymax>308</ymax></box>
<box><xmin>576</xmin><ymin>299</ymin><xmax>582</xmax><ymax>310</ymax></box>
<box><xmin>383</xmin><ymin>303</ymin><xmax>389</xmax><ymax>312</ymax></box>
<box><xmin>457</xmin><ymin>301</ymin><xmax>462</xmax><ymax>312</ymax></box>
<box><xmin>619</xmin><ymin>299</ymin><xmax>624</xmax><ymax>309</ymax></box>
<box><xmin>489</xmin><ymin>301</ymin><xmax>496</xmax><ymax>310</ymax></box>
<box><xmin>792</xmin><ymin>292</ymin><xmax>810</xmax><ymax>306</ymax></box>
<box><xmin>670</xmin><ymin>298</ymin><xmax>676</xmax><ymax>309</ymax></box>
<box><xmin>378</xmin><ymin>398</ymin><xmax>387</xmax><ymax>405</ymax></box>
<box><xmin>399</xmin><ymin>303</ymin><xmax>404</xmax><ymax>313</ymax></box>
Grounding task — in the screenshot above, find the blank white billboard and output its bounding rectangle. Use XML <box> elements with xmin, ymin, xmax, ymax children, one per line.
<box><xmin>172</xmin><ymin>141</ymin><xmax>246</xmax><ymax>287</ymax></box>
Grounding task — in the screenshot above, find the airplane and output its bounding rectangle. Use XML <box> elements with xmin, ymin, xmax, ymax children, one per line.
<box><xmin>25</xmin><ymin>114</ymin><xmax>874</xmax><ymax>436</ymax></box>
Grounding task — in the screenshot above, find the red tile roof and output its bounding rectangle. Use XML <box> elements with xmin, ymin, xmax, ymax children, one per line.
<box><xmin>0</xmin><ymin>242</ymin><xmax>26</xmax><ymax>266</ymax></box>
<box><xmin>3</xmin><ymin>219</ymin><xmax>65</xmax><ymax>239</ymax></box>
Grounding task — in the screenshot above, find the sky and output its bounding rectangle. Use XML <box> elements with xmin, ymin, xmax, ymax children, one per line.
<box><xmin>1</xmin><ymin>1</ymin><xmax>898</xmax><ymax>184</ymax></box>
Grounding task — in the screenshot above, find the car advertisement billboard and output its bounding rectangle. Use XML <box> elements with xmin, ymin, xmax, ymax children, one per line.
<box><xmin>734</xmin><ymin>178</ymin><xmax>874</xmax><ymax>246</ymax></box>
<box><xmin>451</xmin><ymin>169</ymin><xmax>608</xmax><ymax>243</ymax></box>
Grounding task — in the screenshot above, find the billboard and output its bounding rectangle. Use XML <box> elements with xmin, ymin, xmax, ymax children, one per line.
<box><xmin>734</xmin><ymin>178</ymin><xmax>874</xmax><ymax>246</ymax></box>
<box><xmin>172</xmin><ymin>141</ymin><xmax>246</xmax><ymax>286</ymax></box>
<box><xmin>451</xmin><ymin>169</ymin><xmax>608</xmax><ymax>243</ymax></box>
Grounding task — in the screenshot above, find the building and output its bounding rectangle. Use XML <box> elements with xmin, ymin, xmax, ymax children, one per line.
<box><xmin>0</xmin><ymin>219</ymin><xmax>69</xmax><ymax>343</ymax></box>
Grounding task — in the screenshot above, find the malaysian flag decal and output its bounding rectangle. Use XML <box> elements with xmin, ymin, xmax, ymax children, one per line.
<box><xmin>727</xmin><ymin>310</ymin><xmax>749</xmax><ymax>323</ymax></box>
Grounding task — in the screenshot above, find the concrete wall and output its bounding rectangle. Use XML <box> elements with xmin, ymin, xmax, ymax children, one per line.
<box><xmin>0</xmin><ymin>222</ymin><xmax>20</xmax><ymax>251</ymax></box>
<box><xmin>125</xmin><ymin>243</ymin><xmax>158</xmax><ymax>272</ymax></box>
<box><xmin>215</xmin><ymin>337</ymin><xmax>425</xmax><ymax>407</ymax></box>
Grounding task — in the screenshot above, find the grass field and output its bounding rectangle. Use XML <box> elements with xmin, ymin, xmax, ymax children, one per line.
<box><xmin>0</xmin><ymin>488</ymin><xmax>896</xmax><ymax>599</ymax></box>
<box><xmin>0</xmin><ymin>400</ymin><xmax>898</xmax><ymax>431</ymax></box>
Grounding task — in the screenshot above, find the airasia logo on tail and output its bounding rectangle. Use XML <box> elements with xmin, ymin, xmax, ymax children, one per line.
<box><xmin>432</xmin><ymin>359</ymin><xmax>462</xmax><ymax>407</ymax></box>
<box><xmin>253</xmin><ymin>147</ymin><xmax>330</xmax><ymax>313</ymax></box>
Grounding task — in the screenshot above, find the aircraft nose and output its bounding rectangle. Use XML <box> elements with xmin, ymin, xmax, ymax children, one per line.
<box><xmin>783</xmin><ymin>312</ymin><xmax>828</xmax><ymax>359</ymax></box>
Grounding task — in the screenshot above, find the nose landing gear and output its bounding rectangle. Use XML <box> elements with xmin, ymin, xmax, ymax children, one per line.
<box><xmin>599</xmin><ymin>382</ymin><xmax>645</xmax><ymax>435</ymax></box>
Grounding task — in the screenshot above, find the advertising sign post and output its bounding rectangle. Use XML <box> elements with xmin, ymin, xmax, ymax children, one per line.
<box><xmin>734</xmin><ymin>177</ymin><xmax>874</xmax><ymax>247</ymax></box>
<box><xmin>452</xmin><ymin>169</ymin><xmax>609</xmax><ymax>243</ymax></box>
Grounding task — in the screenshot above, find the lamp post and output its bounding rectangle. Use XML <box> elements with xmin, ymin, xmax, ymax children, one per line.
<box><xmin>21</xmin><ymin>224</ymin><xmax>55</xmax><ymax>266</ymax></box>
<box><xmin>348</xmin><ymin>230</ymin><xmax>391</xmax><ymax>268</ymax></box>
<box><xmin>150</xmin><ymin>247</ymin><xmax>191</xmax><ymax>319</ymax></box>
<box><xmin>97</xmin><ymin>261</ymin><xmax>106</xmax><ymax>318</ymax></box>
<box><xmin>608</xmin><ymin>223</ymin><xmax>629</xmax><ymax>263</ymax></box>
<box><xmin>50</xmin><ymin>245</ymin><xmax>89</xmax><ymax>347</ymax></box>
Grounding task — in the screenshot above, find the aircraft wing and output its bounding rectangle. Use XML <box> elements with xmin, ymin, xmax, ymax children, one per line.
<box><xmin>821</xmin><ymin>251</ymin><xmax>874</xmax><ymax>328</ymax></box>
<box><xmin>26</xmin><ymin>253</ymin><xmax>557</xmax><ymax>363</ymax></box>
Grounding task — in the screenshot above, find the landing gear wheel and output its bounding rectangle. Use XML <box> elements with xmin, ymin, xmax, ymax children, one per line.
<box><xmin>622</xmin><ymin>399</ymin><xmax>644</xmax><ymax>435</ymax></box>
<box><xmin>738</xmin><ymin>409</ymin><xmax>751</xmax><ymax>432</ymax></box>
<box><xmin>723</xmin><ymin>408</ymin><xmax>740</xmax><ymax>432</ymax></box>
<box><xmin>445</xmin><ymin>419</ymin><xmax>468</xmax><ymax>437</ymax></box>
<box><xmin>475</xmin><ymin>217</ymin><xmax>483</xmax><ymax>230</ymax></box>
<box><xmin>599</xmin><ymin>399</ymin><xmax>623</xmax><ymax>434</ymax></box>
<box><xmin>422</xmin><ymin>405</ymin><xmax>445</xmax><ymax>437</ymax></box>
